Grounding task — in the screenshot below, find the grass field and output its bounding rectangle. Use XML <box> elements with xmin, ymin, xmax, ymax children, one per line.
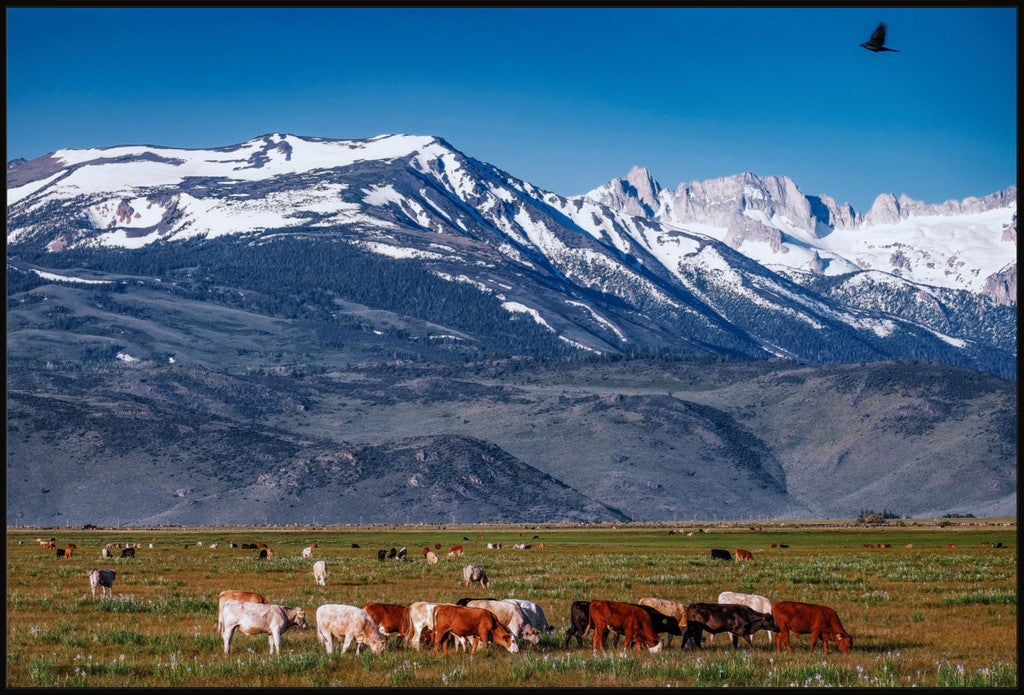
<box><xmin>5</xmin><ymin>519</ymin><xmax>1017</xmax><ymax>687</ymax></box>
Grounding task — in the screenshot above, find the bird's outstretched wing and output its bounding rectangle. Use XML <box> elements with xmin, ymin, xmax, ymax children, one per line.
<box><xmin>869</xmin><ymin>23</ymin><xmax>887</xmax><ymax>47</ymax></box>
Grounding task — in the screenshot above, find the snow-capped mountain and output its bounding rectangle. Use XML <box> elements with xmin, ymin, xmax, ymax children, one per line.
<box><xmin>585</xmin><ymin>167</ymin><xmax>1016</xmax><ymax>299</ymax></box>
<box><xmin>6</xmin><ymin>133</ymin><xmax>1016</xmax><ymax>378</ymax></box>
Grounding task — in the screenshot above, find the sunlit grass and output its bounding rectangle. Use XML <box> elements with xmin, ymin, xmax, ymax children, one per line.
<box><xmin>5</xmin><ymin>522</ymin><xmax>1016</xmax><ymax>687</ymax></box>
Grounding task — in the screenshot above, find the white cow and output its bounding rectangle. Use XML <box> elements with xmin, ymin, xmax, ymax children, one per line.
<box><xmin>504</xmin><ymin>598</ymin><xmax>554</xmax><ymax>634</ymax></box>
<box><xmin>315</xmin><ymin>604</ymin><xmax>386</xmax><ymax>655</ymax></box>
<box><xmin>462</xmin><ymin>564</ymin><xmax>489</xmax><ymax>588</ymax></box>
<box><xmin>87</xmin><ymin>568</ymin><xmax>116</xmax><ymax>598</ymax></box>
<box><xmin>638</xmin><ymin>597</ymin><xmax>689</xmax><ymax>648</ymax></box>
<box><xmin>312</xmin><ymin>560</ymin><xmax>328</xmax><ymax>586</ymax></box>
<box><xmin>425</xmin><ymin>551</ymin><xmax>439</xmax><ymax>565</ymax></box>
<box><xmin>100</xmin><ymin>547</ymin><xmax>111</xmax><ymax>559</ymax></box>
<box><xmin>717</xmin><ymin>591</ymin><xmax>775</xmax><ymax>644</ymax></box>
<box><xmin>218</xmin><ymin>599</ymin><xmax>308</xmax><ymax>655</ymax></box>
<box><xmin>302</xmin><ymin>545</ymin><xmax>315</xmax><ymax>558</ymax></box>
<box><xmin>463</xmin><ymin>599</ymin><xmax>540</xmax><ymax>645</ymax></box>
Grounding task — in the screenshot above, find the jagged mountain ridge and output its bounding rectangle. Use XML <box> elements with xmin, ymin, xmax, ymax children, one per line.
<box><xmin>5</xmin><ymin>133</ymin><xmax>1016</xmax><ymax>378</ymax></box>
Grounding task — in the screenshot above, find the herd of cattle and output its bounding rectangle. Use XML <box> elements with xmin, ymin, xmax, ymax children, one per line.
<box><xmin>55</xmin><ymin>536</ymin><xmax>859</xmax><ymax>659</ymax></box>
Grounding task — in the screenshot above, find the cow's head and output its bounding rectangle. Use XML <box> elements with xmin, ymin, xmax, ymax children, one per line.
<box><xmin>755</xmin><ymin>614</ymin><xmax>780</xmax><ymax>634</ymax></box>
<box><xmin>833</xmin><ymin>631</ymin><xmax>853</xmax><ymax>654</ymax></box>
<box><xmin>520</xmin><ymin>623</ymin><xmax>541</xmax><ymax>645</ymax></box>
<box><xmin>494</xmin><ymin>626</ymin><xmax>519</xmax><ymax>653</ymax></box>
<box><xmin>362</xmin><ymin>630</ymin><xmax>387</xmax><ymax>654</ymax></box>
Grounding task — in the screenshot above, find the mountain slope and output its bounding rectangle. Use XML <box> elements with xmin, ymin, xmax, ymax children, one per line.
<box><xmin>6</xmin><ymin>133</ymin><xmax>1016</xmax><ymax>377</ymax></box>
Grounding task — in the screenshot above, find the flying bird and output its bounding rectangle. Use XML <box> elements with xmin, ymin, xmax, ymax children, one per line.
<box><xmin>860</xmin><ymin>22</ymin><xmax>899</xmax><ymax>52</ymax></box>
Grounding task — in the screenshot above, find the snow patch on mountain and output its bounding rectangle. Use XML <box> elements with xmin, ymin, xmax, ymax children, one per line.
<box><xmin>502</xmin><ymin>301</ymin><xmax>553</xmax><ymax>330</ymax></box>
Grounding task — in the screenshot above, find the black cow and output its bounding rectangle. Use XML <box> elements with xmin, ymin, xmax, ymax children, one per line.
<box><xmin>564</xmin><ymin>600</ymin><xmax>591</xmax><ymax>647</ymax></box>
<box><xmin>120</xmin><ymin>547</ymin><xmax>135</xmax><ymax>559</ymax></box>
<box><xmin>682</xmin><ymin>603</ymin><xmax>778</xmax><ymax>650</ymax></box>
<box><xmin>351</xmin><ymin>543</ymin><xmax>360</xmax><ymax>549</ymax></box>
<box><xmin>257</xmin><ymin>548</ymin><xmax>272</xmax><ymax>561</ymax></box>
<box><xmin>377</xmin><ymin>549</ymin><xmax>387</xmax><ymax>562</ymax></box>
<box><xmin>710</xmin><ymin>548</ymin><xmax>732</xmax><ymax>561</ymax></box>
<box><xmin>397</xmin><ymin>547</ymin><xmax>408</xmax><ymax>561</ymax></box>
<box><xmin>388</xmin><ymin>547</ymin><xmax>397</xmax><ymax>560</ymax></box>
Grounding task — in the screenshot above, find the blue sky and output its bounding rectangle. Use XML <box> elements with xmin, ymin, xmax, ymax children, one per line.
<box><xmin>6</xmin><ymin>6</ymin><xmax>1017</xmax><ymax>212</ymax></box>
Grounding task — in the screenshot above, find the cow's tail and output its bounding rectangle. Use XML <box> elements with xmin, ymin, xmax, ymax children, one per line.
<box><xmin>401</xmin><ymin>606</ymin><xmax>414</xmax><ymax>646</ymax></box>
<box><xmin>316</xmin><ymin>618</ymin><xmax>326</xmax><ymax>645</ymax></box>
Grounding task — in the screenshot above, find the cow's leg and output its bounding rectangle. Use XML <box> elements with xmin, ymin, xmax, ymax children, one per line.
<box><xmin>808</xmin><ymin>630</ymin><xmax>820</xmax><ymax>653</ymax></box>
<box><xmin>222</xmin><ymin>626</ymin><xmax>235</xmax><ymax>654</ymax></box>
<box><xmin>324</xmin><ymin>633</ymin><xmax>334</xmax><ymax>655</ymax></box>
<box><xmin>341</xmin><ymin>634</ymin><xmax>353</xmax><ymax>653</ymax></box>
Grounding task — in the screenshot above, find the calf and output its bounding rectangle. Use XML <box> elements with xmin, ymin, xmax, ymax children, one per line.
<box><xmin>120</xmin><ymin>547</ymin><xmax>135</xmax><ymax>559</ymax></box>
<box><xmin>735</xmin><ymin>549</ymin><xmax>753</xmax><ymax>561</ymax></box>
<box><xmin>312</xmin><ymin>560</ymin><xmax>328</xmax><ymax>586</ymax></box>
<box><xmin>87</xmin><ymin>568</ymin><xmax>116</xmax><ymax>598</ymax></box>
<box><xmin>431</xmin><ymin>604</ymin><xmax>519</xmax><ymax>655</ymax></box>
<box><xmin>463</xmin><ymin>564</ymin><xmax>489</xmax><ymax>588</ymax></box>
<box><xmin>710</xmin><ymin>548</ymin><xmax>732</xmax><ymax>561</ymax></box>
<box><xmin>564</xmin><ymin>600</ymin><xmax>591</xmax><ymax>647</ymax></box>
<box><xmin>218</xmin><ymin>599</ymin><xmax>308</xmax><ymax>655</ymax></box>
<box><xmin>716</xmin><ymin>592</ymin><xmax>774</xmax><ymax>645</ymax></box>
<box><xmin>682</xmin><ymin>603</ymin><xmax>778</xmax><ymax>650</ymax></box>
<box><xmin>588</xmin><ymin>600</ymin><xmax>662</xmax><ymax>653</ymax></box>
<box><xmin>316</xmin><ymin>604</ymin><xmax>386</xmax><ymax>655</ymax></box>
<box><xmin>772</xmin><ymin>600</ymin><xmax>852</xmax><ymax>654</ymax></box>
<box><xmin>363</xmin><ymin>602</ymin><xmax>408</xmax><ymax>646</ymax></box>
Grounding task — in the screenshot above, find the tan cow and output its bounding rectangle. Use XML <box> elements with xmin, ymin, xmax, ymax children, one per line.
<box><xmin>217</xmin><ymin>590</ymin><xmax>268</xmax><ymax>633</ymax></box>
<box><xmin>315</xmin><ymin>604</ymin><xmax>386</xmax><ymax>655</ymax></box>
<box><xmin>218</xmin><ymin>599</ymin><xmax>308</xmax><ymax>655</ymax></box>
<box><xmin>312</xmin><ymin>560</ymin><xmax>328</xmax><ymax>586</ymax></box>
<box><xmin>462</xmin><ymin>564</ymin><xmax>489</xmax><ymax>588</ymax></box>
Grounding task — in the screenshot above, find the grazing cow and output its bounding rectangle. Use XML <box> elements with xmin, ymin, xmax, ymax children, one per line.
<box><xmin>905</xmin><ymin>544</ymin><xmax>914</xmax><ymax>549</ymax></box>
<box><xmin>880</xmin><ymin>543</ymin><xmax>891</xmax><ymax>549</ymax></box>
<box><xmin>587</xmin><ymin>600</ymin><xmax>662</xmax><ymax>653</ymax></box>
<box><xmin>377</xmin><ymin>549</ymin><xmax>387</xmax><ymax>562</ymax></box>
<box><xmin>230</xmin><ymin>543</ymin><xmax>238</xmax><ymax>548</ymax></box>
<box><xmin>513</xmin><ymin>543</ymin><xmax>531</xmax><ymax>550</ymax></box>
<box><xmin>42</xmin><ymin>539</ymin><xmax>56</xmax><ymax>550</ymax></box>
<box><xmin>397</xmin><ymin>547</ymin><xmax>407</xmax><ymax>561</ymax></box>
<box><xmin>947</xmin><ymin>544</ymin><xmax>957</xmax><ymax>549</ymax></box>
<box><xmin>363</xmin><ymin>602</ymin><xmax>408</xmax><ymax>646</ymax></box>
<box><xmin>485</xmin><ymin>542</ymin><xmax>503</xmax><ymax>550</ymax></box>
<box><xmin>388</xmin><ymin>548</ymin><xmax>397</xmax><ymax>560</ymax></box>
<box><xmin>425</xmin><ymin>551</ymin><xmax>439</xmax><ymax>565</ymax></box>
<box><xmin>447</xmin><ymin>545</ymin><xmax>464</xmax><ymax>557</ymax></box>
<box><xmin>772</xmin><ymin>601</ymin><xmax>852</xmax><ymax>654</ymax></box>
<box><xmin>218</xmin><ymin>599</ymin><xmax>308</xmax><ymax>655</ymax></box>
<box><xmin>735</xmin><ymin>549</ymin><xmax>753</xmax><ymax>561</ymax></box>
<box><xmin>434</xmin><ymin>543</ymin><xmax>441</xmax><ymax>550</ymax></box>
<box><xmin>460</xmin><ymin>599</ymin><xmax>541</xmax><ymax>645</ymax></box>
<box><xmin>682</xmin><ymin>603</ymin><xmax>778</xmax><ymax>650</ymax></box>
<box><xmin>779</xmin><ymin>544</ymin><xmax>789</xmax><ymax>548</ymax></box>
<box><xmin>316</xmin><ymin>604</ymin><xmax>386</xmax><ymax>655</ymax></box>
<box><xmin>716</xmin><ymin>592</ymin><xmax>774</xmax><ymax>645</ymax></box>
<box><xmin>422</xmin><ymin>546</ymin><xmax>431</xmax><ymax>558</ymax></box>
<box><xmin>536</xmin><ymin>542</ymin><xmax>545</xmax><ymax>550</ymax></box>
<box><xmin>87</xmin><ymin>568</ymin><xmax>116</xmax><ymax>598</ymax></box>
<box><xmin>241</xmin><ymin>543</ymin><xmax>257</xmax><ymax>550</ymax></box>
<box><xmin>504</xmin><ymin>598</ymin><xmax>554</xmax><ymax>634</ymax></box>
<box><xmin>120</xmin><ymin>547</ymin><xmax>135</xmax><ymax>559</ymax></box>
<box><xmin>980</xmin><ymin>541</ymin><xmax>993</xmax><ymax>548</ymax></box>
<box><xmin>431</xmin><ymin>604</ymin><xmax>519</xmax><ymax>655</ymax></box>
<box><xmin>710</xmin><ymin>548</ymin><xmax>732</xmax><ymax>561</ymax></box>
<box><xmin>638</xmin><ymin>597</ymin><xmax>689</xmax><ymax>647</ymax></box>
<box><xmin>403</xmin><ymin>601</ymin><xmax>449</xmax><ymax>650</ymax></box>
<box><xmin>209</xmin><ymin>543</ymin><xmax>218</xmax><ymax>549</ymax></box>
<box><xmin>351</xmin><ymin>543</ymin><xmax>360</xmax><ymax>549</ymax></box>
<box><xmin>863</xmin><ymin>543</ymin><xmax>876</xmax><ymax>549</ymax></box>
<box><xmin>101</xmin><ymin>547</ymin><xmax>112</xmax><ymax>559</ymax></box>
<box><xmin>312</xmin><ymin>560</ymin><xmax>328</xmax><ymax>587</ymax></box>
<box><xmin>257</xmin><ymin>548</ymin><xmax>273</xmax><ymax>561</ymax></box>
<box><xmin>463</xmin><ymin>564</ymin><xmax>489</xmax><ymax>588</ymax></box>
<box><xmin>302</xmin><ymin>543</ymin><xmax>317</xmax><ymax>558</ymax></box>
<box><xmin>564</xmin><ymin>600</ymin><xmax>592</xmax><ymax>647</ymax></box>
<box><xmin>217</xmin><ymin>590</ymin><xmax>269</xmax><ymax>632</ymax></box>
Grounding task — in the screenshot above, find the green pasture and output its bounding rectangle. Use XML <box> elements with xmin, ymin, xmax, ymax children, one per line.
<box><xmin>5</xmin><ymin>520</ymin><xmax>1017</xmax><ymax>687</ymax></box>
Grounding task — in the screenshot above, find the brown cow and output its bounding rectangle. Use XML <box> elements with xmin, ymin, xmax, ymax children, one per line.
<box><xmin>431</xmin><ymin>605</ymin><xmax>519</xmax><ymax>655</ymax></box>
<box><xmin>363</xmin><ymin>602</ymin><xmax>408</xmax><ymax>646</ymax></box>
<box><xmin>587</xmin><ymin>600</ymin><xmax>662</xmax><ymax>653</ymax></box>
<box><xmin>772</xmin><ymin>601</ymin><xmax>852</xmax><ymax>654</ymax></box>
<box><xmin>735</xmin><ymin>549</ymin><xmax>753</xmax><ymax>561</ymax></box>
<box><xmin>447</xmin><ymin>545</ymin><xmax>464</xmax><ymax>557</ymax></box>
